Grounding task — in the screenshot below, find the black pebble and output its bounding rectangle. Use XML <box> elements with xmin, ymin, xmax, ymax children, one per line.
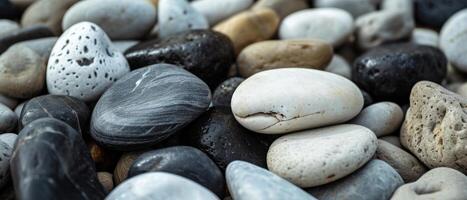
<box><xmin>415</xmin><ymin>0</ymin><xmax>467</xmax><ymax>28</ymax></box>
<box><xmin>212</xmin><ymin>77</ymin><xmax>244</xmax><ymax>108</ymax></box>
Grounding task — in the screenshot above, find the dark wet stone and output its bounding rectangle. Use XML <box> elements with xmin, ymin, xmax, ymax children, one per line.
<box><xmin>0</xmin><ymin>25</ymin><xmax>54</xmax><ymax>54</ymax></box>
<box><xmin>128</xmin><ymin>146</ymin><xmax>224</xmax><ymax>197</ymax></box>
<box><xmin>360</xmin><ymin>89</ymin><xmax>373</xmax><ymax>108</ymax></box>
<box><xmin>0</xmin><ymin>0</ymin><xmax>21</xmax><ymax>20</ymax></box>
<box><xmin>90</xmin><ymin>64</ymin><xmax>211</xmax><ymax>150</ymax></box>
<box><xmin>415</xmin><ymin>0</ymin><xmax>467</xmax><ymax>28</ymax></box>
<box><xmin>125</xmin><ymin>30</ymin><xmax>235</xmax><ymax>88</ymax></box>
<box><xmin>19</xmin><ymin>95</ymin><xmax>90</xmax><ymax>133</ymax></box>
<box><xmin>212</xmin><ymin>77</ymin><xmax>244</xmax><ymax>108</ymax></box>
<box><xmin>352</xmin><ymin>43</ymin><xmax>447</xmax><ymax>103</ymax></box>
<box><xmin>11</xmin><ymin>118</ymin><xmax>106</xmax><ymax>200</ymax></box>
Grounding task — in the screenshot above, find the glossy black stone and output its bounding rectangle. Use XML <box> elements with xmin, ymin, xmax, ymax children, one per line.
<box><xmin>415</xmin><ymin>0</ymin><xmax>467</xmax><ymax>28</ymax></box>
<box><xmin>19</xmin><ymin>95</ymin><xmax>90</xmax><ymax>133</ymax></box>
<box><xmin>0</xmin><ymin>0</ymin><xmax>21</xmax><ymax>19</ymax></box>
<box><xmin>125</xmin><ymin>30</ymin><xmax>235</xmax><ymax>88</ymax></box>
<box><xmin>352</xmin><ymin>43</ymin><xmax>447</xmax><ymax>102</ymax></box>
<box><xmin>11</xmin><ymin>118</ymin><xmax>105</xmax><ymax>200</ymax></box>
<box><xmin>183</xmin><ymin>107</ymin><xmax>276</xmax><ymax>170</ymax></box>
<box><xmin>128</xmin><ymin>146</ymin><xmax>225</xmax><ymax>197</ymax></box>
<box><xmin>91</xmin><ymin>64</ymin><xmax>211</xmax><ymax>150</ymax></box>
<box><xmin>0</xmin><ymin>25</ymin><xmax>54</xmax><ymax>54</ymax></box>
<box><xmin>212</xmin><ymin>77</ymin><xmax>244</xmax><ymax>108</ymax></box>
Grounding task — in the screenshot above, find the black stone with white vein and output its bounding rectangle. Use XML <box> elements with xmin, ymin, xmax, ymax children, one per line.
<box><xmin>10</xmin><ymin>118</ymin><xmax>105</xmax><ymax>200</ymax></box>
<box><xmin>90</xmin><ymin>64</ymin><xmax>211</xmax><ymax>150</ymax></box>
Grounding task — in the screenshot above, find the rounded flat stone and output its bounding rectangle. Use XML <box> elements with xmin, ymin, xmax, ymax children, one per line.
<box><xmin>0</xmin><ymin>20</ymin><xmax>19</xmax><ymax>36</ymax></box>
<box><xmin>440</xmin><ymin>8</ymin><xmax>467</xmax><ymax>73</ymax></box>
<box><xmin>158</xmin><ymin>0</ymin><xmax>208</xmax><ymax>39</ymax></box>
<box><xmin>350</xmin><ymin>102</ymin><xmax>404</xmax><ymax>137</ymax></box>
<box><xmin>113</xmin><ymin>151</ymin><xmax>145</xmax><ymax>185</ymax></box>
<box><xmin>21</xmin><ymin>0</ymin><xmax>78</xmax><ymax>35</ymax></box>
<box><xmin>325</xmin><ymin>54</ymin><xmax>351</xmax><ymax>79</ymax></box>
<box><xmin>411</xmin><ymin>28</ymin><xmax>439</xmax><ymax>47</ymax></box>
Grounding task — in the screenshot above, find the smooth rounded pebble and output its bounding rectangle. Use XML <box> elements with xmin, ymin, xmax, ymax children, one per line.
<box><xmin>0</xmin><ymin>20</ymin><xmax>19</xmax><ymax>36</ymax></box>
<box><xmin>410</xmin><ymin>28</ymin><xmax>439</xmax><ymax>47</ymax></box>
<box><xmin>280</xmin><ymin>8</ymin><xmax>353</xmax><ymax>47</ymax></box>
<box><xmin>307</xmin><ymin>160</ymin><xmax>403</xmax><ymax>200</ymax></box>
<box><xmin>112</xmin><ymin>41</ymin><xmax>138</xmax><ymax>53</ymax></box>
<box><xmin>350</xmin><ymin>102</ymin><xmax>404</xmax><ymax>137</ymax></box>
<box><xmin>0</xmin><ymin>133</ymin><xmax>16</xmax><ymax>188</ymax></box>
<box><xmin>22</xmin><ymin>0</ymin><xmax>78</xmax><ymax>35</ymax></box>
<box><xmin>314</xmin><ymin>0</ymin><xmax>376</xmax><ymax>17</ymax></box>
<box><xmin>415</xmin><ymin>0</ymin><xmax>467</xmax><ymax>28</ymax></box>
<box><xmin>232</xmin><ymin>68</ymin><xmax>363</xmax><ymax>134</ymax></box>
<box><xmin>97</xmin><ymin>172</ymin><xmax>114</xmax><ymax>193</ymax></box>
<box><xmin>113</xmin><ymin>151</ymin><xmax>145</xmax><ymax>185</ymax></box>
<box><xmin>192</xmin><ymin>0</ymin><xmax>253</xmax><ymax>25</ymax></box>
<box><xmin>227</xmin><ymin>161</ymin><xmax>316</xmax><ymax>200</ymax></box>
<box><xmin>440</xmin><ymin>8</ymin><xmax>467</xmax><ymax>73</ymax></box>
<box><xmin>0</xmin><ymin>103</ymin><xmax>16</xmax><ymax>133</ymax></box>
<box><xmin>47</xmin><ymin>22</ymin><xmax>130</xmax><ymax>102</ymax></box>
<box><xmin>252</xmin><ymin>0</ymin><xmax>308</xmax><ymax>19</ymax></box>
<box><xmin>158</xmin><ymin>0</ymin><xmax>208</xmax><ymax>39</ymax></box>
<box><xmin>380</xmin><ymin>135</ymin><xmax>402</xmax><ymax>148</ymax></box>
<box><xmin>267</xmin><ymin>124</ymin><xmax>377</xmax><ymax>187</ymax></box>
<box><xmin>62</xmin><ymin>0</ymin><xmax>156</xmax><ymax>40</ymax></box>
<box><xmin>106</xmin><ymin>172</ymin><xmax>219</xmax><ymax>200</ymax></box>
<box><xmin>325</xmin><ymin>54</ymin><xmax>351</xmax><ymax>79</ymax></box>
<box><xmin>0</xmin><ymin>133</ymin><xmax>17</xmax><ymax>148</ymax></box>
<box><xmin>0</xmin><ymin>25</ymin><xmax>54</xmax><ymax>55</ymax></box>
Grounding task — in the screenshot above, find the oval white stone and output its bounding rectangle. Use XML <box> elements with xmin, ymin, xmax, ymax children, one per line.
<box><xmin>350</xmin><ymin>102</ymin><xmax>404</xmax><ymax>137</ymax></box>
<box><xmin>440</xmin><ymin>8</ymin><xmax>467</xmax><ymax>73</ymax></box>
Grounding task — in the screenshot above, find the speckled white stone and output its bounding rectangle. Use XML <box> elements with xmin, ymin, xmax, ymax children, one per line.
<box><xmin>279</xmin><ymin>8</ymin><xmax>354</xmax><ymax>47</ymax></box>
<box><xmin>226</xmin><ymin>161</ymin><xmax>316</xmax><ymax>200</ymax></box>
<box><xmin>106</xmin><ymin>172</ymin><xmax>219</xmax><ymax>200</ymax></box>
<box><xmin>440</xmin><ymin>8</ymin><xmax>467</xmax><ymax>73</ymax></box>
<box><xmin>192</xmin><ymin>0</ymin><xmax>253</xmax><ymax>25</ymax></box>
<box><xmin>325</xmin><ymin>54</ymin><xmax>351</xmax><ymax>79</ymax></box>
<box><xmin>159</xmin><ymin>0</ymin><xmax>209</xmax><ymax>39</ymax></box>
<box><xmin>350</xmin><ymin>102</ymin><xmax>404</xmax><ymax>137</ymax></box>
<box><xmin>267</xmin><ymin>124</ymin><xmax>377</xmax><ymax>187</ymax></box>
<box><xmin>47</xmin><ymin>22</ymin><xmax>130</xmax><ymax>102</ymax></box>
<box><xmin>411</xmin><ymin>28</ymin><xmax>439</xmax><ymax>47</ymax></box>
<box><xmin>231</xmin><ymin>68</ymin><xmax>363</xmax><ymax>134</ymax></box>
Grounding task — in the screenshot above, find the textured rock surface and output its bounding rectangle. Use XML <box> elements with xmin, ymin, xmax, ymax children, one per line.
<box><xmin>21</xmin><ymin>0</ymin><xmax>78</xmax><ymax>35</ymax></box>
<box><xmin>350</xmin><ymin>102</ymin><xmax>404</xmax><ymax>137</ymax></box>
<box><xmin>192</xmin><ymin>0</ymin><xmax>253</xmax><ymax>25</ymax></box>
<box><xmin>158</xmin><ymin>0</ymin><xmax>208</xmax><ymax>39</ymax></box>
<box><xmin>440</xmin><ymin>8</ymin><xmax>467</xmax><ymax>73</ymax></box>
<box><xmin>212</xmin><ymin>77</ymin><xmax>244</xmax><ymax>108</ymax></box>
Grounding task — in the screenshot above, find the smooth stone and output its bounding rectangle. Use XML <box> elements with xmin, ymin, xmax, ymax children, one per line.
<box><xmin>252</xmin><ymin>0</ymin><xmax>308</xmax><ymax>19</ymax></box>
<box><xmin>47</xmin><ymin>22</ymin><xmax>130</xmax><ymax>102</ymax></box>
<box><xmin>214</xmin><ymin>8</ymin><xmax>279</xmax><ymax>54</ymax></box>
<box><xmin>401</xmin><ymin>81</ymin><xmax>467</xmax><ymax>173</ymax></box>
<box><xmin>128</xmin><ymin>146</ymin><xmax>224</xmax><ymax>197</ymax></box>
<box><xmin>307</xmin><ymin>160</ymin><xmax>403</xmax><ymax>200</ymax></box>
<box><xmin>0</xmin><ymin>25</ymin><xmax>54</xmax><ymax>55</ymax></box>
<box><xmin>0</xmin><ymin>0</ymin><xmax>21</xmax><ymax>19</ymax></box>
<box><xmin>392</xmin><ymin>167</ymin><xmax>467</xmax><ymax>199</ymax></box>
<box><xmin>97</xmin><ymin>172</ymin><xmax>113</xmax><ymax>193</ymax></box>
<box><xmin>440</xmin><ymin>9</ymin><xmax>467</xmax><ymax>73</ymax></box>
<box><xmin>107</xmin><ymin>172</ymin><xmax>219</xmax><ymax>200</ymax></box>
<box><xmin>0</xmin><ymin>20</ymin><xmax>20</xmax><ymax>36</ymax></box>
<box><xmin>0</xmin><ymin>133</ymin><xmax>17</xmax><ymax>148</ymax></box>
<box><xmin>380</xmin><ymin>135</ymin><xmax>402</xmax><ymax>148</ymax></box>
<box><xmin>410</xmin><ymin>28</ymin><xmax>439</xmax><ymax>47</ymax></box>
<box><xmin>232</xmin><ymin>68</ymin><xmax>363</xmax><ymax>134</ymax></box>
<box><xmin>0</xmin><ymin>103</ymin><xmax>17</xmax><ymax>134</ymax></box>
<box><xmin>227</xmin><ymin>161</ymin><xmax>316</xmax><ymax>200</ymax></box>
<box><xmin>325</xmin><ymin>54</ymin><xmax>352</xmax><ymax>79</ymax></box>
<box><xmin>21</xmin><ymin>0</ymin><xmax>78</xmax><ymax>35</ymax></box>
<box><xmin>314</xmin><ymin>0</ymin><xmax>376</xmax><ymax>17</ymax></box>
<box><xmin>91</xmin><ymin>64</ymin><xmax>211</xmax><ymax>150</ymax></box>
<box><xmin>457</xmin><ymin>82</ymin><xmax>467</xmax><ymax>98</ymax></box>
<box><xmin>415</xmin><ymin>0</ymin><xmax>467</xmax><ymax>28</ymax></box>
<box><xmin>267</xmin><ymin>124</ymin><xmax>377</xmax><ymax>187</ymax></box>
<box><xmin>353</xmin><ymin>43</ymin><xmax>447</xmax><ymax>102</ymax></box>
<box><xmin>350</xmin><ymin>102</ymin><xmax>404</xmax><ymax>137</ymax></box>
<box><xmin>113</xmin><ymin>151</ymin><xmax>145</xmax><ymax>185</ymax></box>
<box><xmin>376</xmin><ymin>140</ymin><xmax>427</xmax><ymax>182</ymax></box>
<box><xmin>212</xmin><ymin>77</ymin><xmax>244</xmax><ymax>108</ymax></box>
<box><xmin>16</xmin><ymin>37</ymin><xmax>57</xmax><ymax>58</ymax></box>
<box><xmin>0</xmin><ymin>95</ymin><xmax>17</xmax><ymax>110</ymax></box>
<box><xmin>158</xmin><ymin>0</ymin><xmax>208</xmax><ymax>39</ymax></box>
<box><xmin>112</xmin><ymin>41</ymin><xmax>138</xmax><ymax>53</ymax></box>
<box><xmin>237</xmin><ymin>39</ymin><xmax>333</xmax><ymax>77</ymax></box>
<box><xmin>192</xmin><ymin>0</ymin><xmax>253</xmax><ymax>25</ymax></box>
<box><xmin>125</xmin><ymin>30</ymin><xmax>235</xmax><ymax>88</ymax></box>
<box><xmin>381</xmin><ymin>0</ymin><xmax>413</xmax><ymax>16</ymax></box>
<box><xmin>11</xmin><ymin>118</ymin><xmax>106</xmax><ymax>200</ymax></box>
<box><xmin>361</xmin><ymin>89</ymin><xmax>374</xmax><ymax>108</ymax></box>
<box><xmin>14</xmin><ymin>102</ymin><xmax>24</xmax><ymax>119</ymax></box>
<box><xmin>279</xmin><ymin>8</ymin><xmax>354</xmax><ymax>47</ymax></box>
<box><xmin>355</xmin><ymin>10</ymin><xmax>414</xmax><ymax>49</ymax></box>
<box><xmin>184</xmin><ymin>108</ymin><xmax>273</xmax><ymax>170</ymax></box>
<box><xmin>19</xmin><ymin>95</ymin><xmax>90</xmax><ymax>133</ymax></box>
<box><xmin>10</xmin><ymin>0</ymin><xmax>36</xmax><ymax>8</ymax></box>
<box><xmin>0</xmin><ymin>134</ymin><xmax>17</xmax><ymax>188</ymax></box>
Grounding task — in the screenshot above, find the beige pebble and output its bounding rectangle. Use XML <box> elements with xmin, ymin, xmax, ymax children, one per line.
<box><xmin>113</xmin><ymin>151</ymin><xmax>144</xmax><ymax>185</ymax></box>
<box><xmin>98</xmin><ymin>172</ymin><xmax>114</xmax><ymax>192</ymax></box>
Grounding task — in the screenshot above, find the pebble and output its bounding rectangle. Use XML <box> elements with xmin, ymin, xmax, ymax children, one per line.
<box><xmin>90</xmin><ymin>64</ymin><xmax>211</xmax><ymax>150</ymax></box>
<box><xmin>13</xmin><ymin>102</ymin><xmax>24</xmax><ymax>119</ymax></box>
<box><xmin>212</xmin><ymin>77</ymin><xmax>244</xmax><ymax>108</ymax></box>
<box><xmin>410</xmin><ymin>28</ymin><xmax>439</xmax><ymax>47</ymax></box>
<box><xmin>19</xmin><ymin>95</ymin><xmax>90</xmax><ymax>133</ymax></box>
<box><xmin>10</xmin><ymin>118</ymin><xmax>106</xmax><ymax>199</ymax></box>
<box><xmin>0</xmin><ymin>20</ymin><xmax>19</xmax><ymax>36</ymax></box>
<box><xmin>0</xmin><ymin>133</ymin><xmax>16</xmax><ymax>189</ymax></box>
<box><xmin>0</xmin><ymin>103</ymin><xmax>17</xmax><ymax>134</ymax></box>
<box><xmin>106</xmin><ymin>172</ymin><xmax>219</xmax><ymax>200</ymax></box>
<box><xmin>184</xmin><ymin>108</ymin><xmax>272</xmax><ymax>170</ymax></box>
<box><xmin>191</xmin><ymin>0</ymin><xmax>253</xmax><ymax>25</ymax></box>
<box><xmin>16</xmin><ymin>37</ymin><xmax>57</xmax><ymax>57</ymax></box>
<box><xmin>350</xmin><ymin>102</ymin><xmax>404</xmax><ymax>137</ymax></box>
<box><xmin>237</xmin><ymin>39</ymin><xmax>333</xmax><ymax>77</ymax></box>
<box><xmin>113</xmin><ymin>151</ymin><xmax>145</xmax><ymax>185</ymax></box>
<box><xmin>231</xmin><ymin>68</ymin><xmax>363</xmax><ymax>134</ymax></box>
<box><xmin>381</xmin><ymin>0</ymin><xmax>413</xmax><ymax>16</ymax></box>
<box><xmin>46</xmin><ymin>22</ymin><xmax>130</xmax><ymax>102</ymax></box>
<box><xmin>457</xmin><ymin>82</ymin><xmax>467</xmax><ymax>98</ymax></box>
<box><xmin>392</xmin><ymin>167</ymin><xmax>467</xmax><ymax>199</ymax></box>
<box><xmin>353</xmin><ymin>43</ymin><xmax>447</xmax><ymax>102</ymax></box>
<box><xmin>252</xmin><ymin>0</ymin><xmax>308</xmax><ymax>19</ymax></box>
<box><xmin>415</xmin><ymin>0</ymin><xmax>467</xmax><ymax>28</ymax></box>
<box><xmin>226</xmin><ymin>161</ymin><xmax>316</xmax><ymax>200</ymax></box>
<box><xmin>21</xmin><ymin>0</ymin><xmax>78</xmax><ymax>35</ymax></box>
<box><xmin>360</xmin><ymin>89</ymin><xmax>374</xmax><ymax>108</ymax></box>
<box><xmin>112</xmin><ymin>41</ymin><xmax>138</xmax><ymax>53</ymax></box>
<box><xmin>0</xmin><ymin>133</ymin><xmax>17</xmax><ymax>147</ymax></box>
<box><xmin>267</xmin><ymin>124</ymin><xmax>377</xmax><ymax>187</ymax></box>
<box><xmin>314</xmin><ymin>0</ymin><xmax>376</xmax><ymax>17</ymax></box>
<box><xmin>440</xmin><ymin>8</ymin><xmax>467</xmax><ymax>73</ymax></box>
<box><xmin>63</xmin><ymin>0</ymin><xmax>156</xmax><ymax>40</ymax></box>
<box><xmin>0</xmin><ymin>95</ymin><xmax>17</xmax><ymax>110</ymax></box>
<box><xmin>324</xmin><ymin>54</ymin><xmax>352</xmax><ymax>79</ymax></box>
<box><xmin>307</xmin><ymin>159</ymin><xmax>403</xmax><ymax>200</ymax></box>
<box><xmin>280</xmin><ymin>8</ymin><xmax>353</xmax><ymax>47</ymax></box>
<box><xmin>97</xmin><ymin>172</ymin><xmax>114</xmax><ymax>193</ymax></box>
<box><xmin>401</xmin><ymin>81</ymin><xmax>467</xmax><ymax>173</ymax></box>
<box><xmin>0</xmin><ymin>25</ymin><xmax>54</xmax><ymax>55</ymax></box>
<box><xmin>355</xmin><ymin>10</ymin><xmax>414</xmax><ymax>49</ymax></box>
<box><xmin>380</xmin><ymin>135</ymin><xmax>402</xmax><ymax>148</ymax></box>
<box><xmin>128</xmin><ymin>146</ymin><xmax>224</xmax><ymax>197</ymax></box>
<box><xmin>214</xmin><ymin>8</ymin><xmax>279</xmax><ymax>54</ymax></box>
<box><xmin>158</xmin><ymin>0</ymin><xmax>208</xmax><ymax>39</ymax></box>
<box><xmin>125</xmin><ymin>30</ymin><xmax>235</xmax><ymax>88</ymax></box>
